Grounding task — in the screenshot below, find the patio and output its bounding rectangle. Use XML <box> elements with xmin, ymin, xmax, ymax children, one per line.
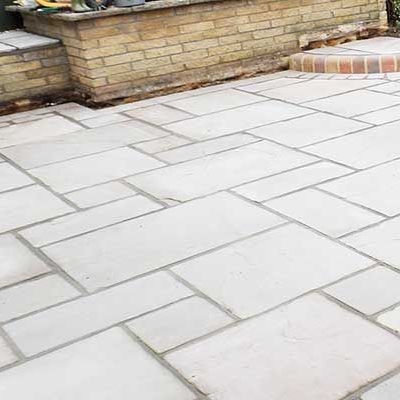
<box><xmin>1</xmin><ymin>40</ymin><xmax>400</xmax><ymax>398</ymax></box>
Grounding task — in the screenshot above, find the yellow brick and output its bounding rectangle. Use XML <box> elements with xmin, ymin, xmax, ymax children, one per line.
<box><xmin>76</xmin><ymin>75</ymin><xmax>107</xmax><ymax>88</ymax></box>
<box><xmin>214</xmin><ymin>16</ymin><xmax>250</xmax><ymax>28</ymax></box>
<box><xmin>180</xmin><ymin>21</ymin><xmax>215</xmax><ymax>34</ymax></box>
<box><xmin>98</xmin><ymin>34</ymin><xmax>140</xmax><ymax>47</ymax></box>
<box><xmin>219</xmin><ymin>33</ymin><xmax>252</xmax><ymax>45</ymax></box>
<box><xmin>164</xmin><ymin>14</ymin><xmax>201</xmax><ymax>27</ymax></box>
<box><xmin>202</xmin><ymin>27</ymin><xmax>238</xmax><ymax>39</ymax></box>
<box><xmin>171</xmin><ymin>49</ymin><xmax>208</xmax><ymax>64</ymax></box>
<box><xmin>148</xmin><ymin>63</ymin><xmax>185</xmax><ymax>77</ymax></box>
<box><xmin>333</xmin><ymin>7</ymin><xmax>361</xmax><ymax>16</ymax></box>
<box><xmin>238</xmin><ymin>21</ymin><xmax>271</xmax><ymax>33</ymax></box>
<box><xmin>313</xmin><ymin>1</ymin><xmax>341</xmax><ymax>11</ymax></box>
<box><xmin>236</xmin><ymin>4</ymin><xmax>271</xmax><ymax>16</ymax></box>
<box><xmin>201</xmin><ymin>9</ymin><xmax>237</xmax><ymax>21</ymax></box>
<box><xmin>145</xmin><ymin>45</ymin><xmax>183</xmax><ymax>59</ymax></box>
<box><xmin>82</xmin><ymin>45</ymin><xmax>127</xmax><ymax>60</ymax></box>
<box><xmin>209</xmin><ymin>43</ymin><xmax>242</xmax><ymax>56</ymax></box>
<box><xmin>183</xmin><ymin>39</ymin><xmax>219</xmax><ymax>51</ymax></box>
<box><xmin>253</xmin><ymin>27</ymin><xmax>285</xmax><ymax>39</ymax></box>
<box><xmin>131</xmin><ymin>56</ymin><xmax>171</xmax><ymax>71</ymax></box>
<box><xmin>185</xmin><ymin>55</ymin><xmax>220</xmax><ymax>69</ymax></box>
<box><xmin>166</xmin><ymin>32</ymin><xmax>204</xmax><ymax>45</ymax></box>
<box><xmin>242</xmin><ymin>38</ymin><xmax>275</xmax><ymax>50</ymax></box>
<box><xmin>270</xmin><ymin>0</ymin><xmax>301</xmax><ymax>10</ymax></box>
<box><xmin>79</xmin><ymin>27</ymin><xmax>121</xmax><ymax>40</ymax></box>
<box><xmin>63</xmin><ymin>37</ymin><xmax>98</xmax><ymax>50</ymax></box>
<box><xmin>274</xmin><ymin>33</ymin><xmax>297</xmax><ymax>43</ymax></box>
<box><xmin>107</xmin><ymin>70</ymin><xmax>148</xmax><ymax>84</ymax></box>
<box><xmin>141</xmin><ymin>27</ymin><xmax>180</xmax><ymax>40</ymax></box>
<box><xmin>220</xmin><ymin>50</ymin><xmax>253</xmax><ymax>62</ymax></box>
<box><xmin>126</xmin><ymin>39</ymin><xmax>167</xmax><ymax>51</ymax></box>
<box><xmin>0</xmin><ymin>61</ymin><xmax>41</xmax><ymax>75</ymax></box>
<box><xmin>27</xmin><ymin>65</ymin><xmax>68</xmax><ymax>79</ymax></box>
<box><xmin>0</xmin><ymin>55</ymin><xmax>24</xmax><ymax>65</ymax></box>
<box><xmin>0</xmin><ymin>72</ymin><xmax>28</xmax><ymax>84</ymax></box>
<box><xmin>302</xmin><ymin>11</ymin><xmax>332</xmax><ymax>21</ymax></box>
<box><xmin>282</xmin><ymin>8</ymin><xmax>300</xmax><ymax>16</ymax></box>
<box><xmin>70</xmin><ymin>57</ymin><xmax>104</xmax><ymax>69</ymax></box>
<box><xmin>5</xmin><ymin>78</ymin><xmax>47</xmax><ymax>92</ymax></box>
<box><xmin>89</xmin><ymin>64</ymin><xmax>131</xmax><ymax>78</ymax></box>
<box><xmin>104</xmin><ymin>51</ymin><xmax>144</xmax><ymax>66</ymax></box>
<box><xmin>271</xmin><ymin>16</ymin><xmax>302</xmax><ymax>27</ymax></box>
<box><xmin>47</xmin><ymin>74</ymin><xmax>70</xmax><ymax>84</ymax></box>
<box><xmin>249</xmin><ymin>11</ymin><xmax>282</xmax><ymax>22</ymax></box>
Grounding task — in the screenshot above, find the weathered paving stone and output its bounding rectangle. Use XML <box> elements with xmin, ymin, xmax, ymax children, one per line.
<box><xmin>128</xmin><ymin>141</ymin><xmax>316</xmax><ymax>203</ymax></box>
<box><xmin>20</xmin><ymin>195</ymin><xmax>162</xmax><ymax>247</ymax></box>
<box><xmin>173</xmin><ymin>224</ymin><xmax>372</xmax><ymax>318</ymax></box>
<box><xmin>126</xmin><ymin>104</ymin><xmax>193</xmax><ymax>125</ymax></box>
<box><xmin>0</xmin><ymin>275</ymin><xmax>80</xmax><ymax>322</ymax></box>
<box><xmin>0</xmin><ymin>235</ymin><xmax>50</xmax><ymax>289</ymax></box>
<box><xmin>0</xmin><ymin>163</ymin><xmax>33</xmax><ymax>193</ymax></box>
<box><xmin>324</xmin><ymin>266</ymin><xmax>400</xmax><ymax>315</ymax></box>
<box><xmin>0</xmin><ymin>186</ymin><xmax>73</xmax><ymax>233</ymax></box>
<box><xmin>0</xmin><ymin>328</ymin><xmax>195</xmax><ymax>400</ymax></box>
<box><xmin>29</xmin><ymin>147</ymin><xmax>164</xmax><ymax>193</ymax></box>
<box><xmin>267</xmin><ymin>189</ymin><xmax>382</xmax><ymax>237</ymax></box>
<box><xmin>165</xmin><ymin>101</ymin><xmax>312</xmax><ymax>140</ymax></box>
<box><xmin>42</xmin><ymin>192</ymin><xmax>283</xmax><ymax>292</ymax></box>
<box><xmin>377</xmin><ymin>306</ymin><xmax>400</xmax><ymax>334</ymax></box>
<box><xmin>233</xmin><ymin>162</ymin><xmax>351</xmax><ymax>202</ymax></box>
<box><xmin>166</xmin><ymin>294</ymin><xmax>400</xmax><ymax>400</ymax></box>
<box><xmin>127</xmin><ymin>296</ymin><xmax>233</xmax><ymax>352</ymax></box>
<box><xmin>361</xmin><ymin>373</ymin><xmax>400</xmax><ymax>400</ymax></box>
<box><xmin>4</xmin><ymin>272</ymin><xmax>192</xmax><ymax>356</ymax></box>
<box><xmin>134</xmin><ymin>136</ymin><xmax>191</xmax><ymax>154</ymax></box>
<box><xmin>0</xmin><ymin>336</ymin><xmax>17</xmax><ymax>369</ymax></box>
<box><xmin>249</xmin><ymin>113</ymin><xmax>369</xmax><ymax>148</ymax></box>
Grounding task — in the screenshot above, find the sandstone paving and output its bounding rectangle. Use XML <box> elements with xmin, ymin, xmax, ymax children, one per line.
<box><xmin>362</xmin><ymin>373</ymin><xmax>400</xmax><ymax>400</ymax></box>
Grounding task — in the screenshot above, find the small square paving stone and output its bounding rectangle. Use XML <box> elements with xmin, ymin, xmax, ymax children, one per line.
<box><xmin>361</xmin><ymin>373</ymin><xmax>400</xmax><ymax>400</ymax></box>
<box><xmin>0</xmin><ymin>235</ymin><xmax>50</xmax><ymax>289</ymax></box>
<box><xmin>321</xmin><ymin>159</ymin><xmax>400</xmax><ymax>216</ymax></box>
<box><xmin>324</xmin><ymin>266</ymin><xmax>400</xmax><ymax>315</ymax></box>
<box><xmin>0</xmin><ymin>275</ymin><xmax>80</xmax><ymax>322</ymax></box>
<box><xmin>304</xmin><ymin>90</ymin><xmax>400</xmax><ymax>117</ymax></box>
<box><xmin>166</xmin><ymin>294</ymin><xmax>400</xmax><ymax>400</ymax></box>
<box><xmin>165</xmin><ymin>101</ymin><xmax>312</xmax><ymax>140</ymax></box>
<box><xmin>0</xmin><ymin>328</ymin><xmax>195</xmax><ymax>400</ymax></box>
<box><xmin>173</xmin><ymin>224</ymin><xmax>371</xmax><ymax>317</ymax></box>
<box><xmin>134</xmin><ymin>136</ymin><xmax>191</xmax><ymax>154</ymax></box>
<box><xmin>42</xmin><ymin>192</ymin><xmax>283</xmax><ymax>292</ymax></box>
<box><xmin>126</xmin><ymin>104</ymin><xmax>193</xmax><ymax>125</ymax></box>
<box><xmin>0</xmin><ymin>336</ymin><xmax>17</xmax><ymax>369</ymax></box>
<box><xmin>267</xmin><ymin>189</ymin><xmax>382</xmax><ymax>237</ymax></box>
<box><xmin>4</xmin><ymin>272</ymin><xmax>192</xmax><ymax>356</ymax></box>
<box><xmin>29</xmin><ymin>147</ymin><xmax>164</xmax><ymax>193</ymax></box>
<box><xmin>377</xmin><ymin>306</ymin><xmax>400</xmax><ymax>334</ymax></box>
<box><xmin>0</xmin><ymin>163</ymin><xmax>33</xmax><ymax>193</ymax></box>
<box><xmin>0</xmin><ymin>186</ymin><xmax>73</xmax><ymax>233</ymax></box>
<box><xmin>355</xmin><ymin>104</ymin><xmax>400</xmax><ymax>125</ymax></box>
<box><xmin>127</xmin><ymin>297</ymin><xmax>233</xmax><ymax>353</ymax></box>
<box><xmin>249</xmin><ymin>113</ymin><xmax>369</xmax><ymax>148</ymax></box>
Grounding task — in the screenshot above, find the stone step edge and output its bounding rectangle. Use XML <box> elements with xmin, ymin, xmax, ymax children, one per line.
<box><xmin>289</xmin><ymin>53</ymin><xmax>400</xmax><ymax>74</ymax></box>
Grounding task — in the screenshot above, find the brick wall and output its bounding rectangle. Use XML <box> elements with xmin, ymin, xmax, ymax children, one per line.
<box><xmin>21</xmin><ymin>0</ymin><xmax>387</xmax><ymax>102</ymax></box>
<box><xmin>0</xmin><ymin>45</ymin><xmax>71</xmax><ymax>103</ymax></box>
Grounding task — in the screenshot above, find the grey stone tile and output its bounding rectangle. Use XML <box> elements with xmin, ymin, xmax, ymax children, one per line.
<box><xmin>30</xmin><ymin>147</ymin><xmax>164</xmax><ymax>193</ymax></box>
<box><xmin>355</xmin><ymin>104</ymin><xmax>400</xmax><ymax>125</ymax></box>
<box><xmin>0</xmin><ymin>336</ymin><xmax>17</xmax><ymax>369</ymax></box>
<box><xmin>0</xmin><ymin>275</ymin><xmax>80</xmax><ymax>322</ymax></box>
<box><xmin>126</xmin><ymin>104</ymin><xmax>193</xmax><ymax>125</ymax></box>
<box><xmin>173</xmin><ymin>224</ymin><xmax>371</xmax><ymax>317</ymax></box>
<box><xmin>165</xmin><ymin>101</ymin><xmax>312</xmax><ymax>140</ymax></box>
<box><xmin>368</xmin><ymin>82</ymin><xmax>400</xmax><ymax>94</ymax></box>
<box><xmin>267</xmin><ymin>189</ymin><xmax>382</xmax><ymax>237</ymax></box>
<box><xmin>238</xmin><ymin>78</ymin><xmax>302</xmax><ymax>93</ymax></box>
<box><xmin>233</xmin><ymin>162</ymin><xmax>351</xmax><ymax>202</ymax></box>
<box><xmin>0</xmin><ymin>328</ymin><xmax>195</xmax><ymax>400</ymax></box>
<box><xmin>157</xmin><ymin>133</ymin><xmax>259</xmax><ymax>164</ymax></box>
<box><xmin>362</xmin><ymin>373</ymin><xmax>400</xmax><ymax>400</ymax></box>
<box><xmin>337</xmin><ymin>37</ymin><xmax>400</xmax><ymax>54</ymax></box>
<box><xmin>321</xmin><ymin>159</ymin><xmax>400</xmax><ymax>216</ymax></box>
<box><xmin>1</xmin><ymin>34</ymin><xmax>58</xmax><ymax>49</ymax></box>
<box><xmin>249</xmin><ymin>113</ymin><xmax>369</xmax><ymax>147</ymax></box>
<box><xmin>378</xmin><ymin>306</ymin><xmax>400</xmax><ymax>334</ymax></box>
<box><xmin>166</xmin><ymin>294</ymin><xmax>400</xmax><ymax>400</ymax></box>
<box><xmin>0</xmin><ymin>163</ymin><xmax>33</xmax><ymax>193</ymax></box>
<box><xmin>128</xmin><ymin>141</ymin><xmax>316</xmax><ymax>203</ymax></box>
<box><xmin>325</xmin><ymin>266</ymin><xmax>400</xmax><ymax>315</ymax></box>
<box><xmin>304</xmin><ymin>90</ymin><xmax>400</xmax><ymax>117</ymax></box>
<box><xmin>80</xmin><ymin>113</ymin><xmax>131</xmax><ymax>128</ymax></box>
<box><xmin>0</xmin><ymin>43</ymin><xmax>15</xmax><ymax>52</ymax></box>
<box><xmin>21</xmin><ymin>195</ymin><xmax>161</xmax><ymax>247</ymax></box>
<box><xmin>0</xmin><ymin>29</ymin><xmax>27</xmax><ymax>40</ymax></box>
<box><xmin>65</xmin><ymin>181</ymin><xmax>136</xmax><ymax>208</ymax></box>
<box><xmin>0</xmin><ymin>186</ymin><xmax>73</xmax><ymax>233</ymax></box>
<box><xmin>127</xmin><ymin>297</ymin><xmax>233</xmax><ymax>352</ymax></box>
<box><xmin>305</xmin><ymin>121</ymin><xmax>400</xmax><ymax>169</ymax></box>
<box><xmin>4</xmin><ymin>272</ymin><xmax>192</xmax><ymax>356</ymax></box>
<box><xmin>56</xmin><ymin>103</ymin><xmax>99</xmax><ymax>120</ymax></box>
<box><xmin>42</xmin><ymin>192</ymin><xmax>283</xmax><ymax>292</ymax></box>
<box><xmin>134</xmin><ymin>136</ymin><xmax>191</xmax><ymax>154</ymax></box>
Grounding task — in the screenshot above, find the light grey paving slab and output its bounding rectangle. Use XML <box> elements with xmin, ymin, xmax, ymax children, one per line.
<box><xmin>259</xmin><ymin>80</ymin><xmax>379</xmax><ymax>103</ymax></box>
<box><xmin>378</xmin><ymin>306</ymin><xmax>400</xmax><ymax>334</ymax></box>
<box><xmin>174</xmin><ymin>224</ymin><xmax>371</xmax><ymax>317</ymax></box>
<box><xmin>166</xmin><ymin>294</ymin><xmax>400</xmax><ymax>400</ymax></box>
<box><xmin>128</xmin><ymin>141</ymin><xmax>316</xmax><ymax>203</ymax></box>
<box><xmin>267</xmin><ymin>189</ymin><xmax>382</xmax><ymax>237</ymax></box>
<box><xmin>0</xmin><ymin>275</ymin><xmax>80</xmax><ymax>322</ymax></box>
<box><xmin>0</xmin><ymin>163</ymin><xmax>33</xmax><ymax>193</ymax></box>
<box><xmin>343</xmin><ymin>217</ymin><xmax>400</xmax><ymax>269</ymax></box>
<box><xmin>156</xmin><ymin>133</ymin><xmax>259</xmax><ymax>164</ymax></box>
<box><xmin>167</xmin><ymin>89</ymin><xmax>262</xmax><ymax>115</ymax></box>
<box><xmin>56</xmin><ymin>104</ymin><xmax>99</xmax><ymax>120</ymax></box>
<box><xmin>249</xmin><ymin>113</ymin><xmax>369</xmax><ymax>148</ymax></box>
<box><xmin>233</xmin><ymin>162</ymin><xmax>351</xmax><ymax>202</ymax></box>
<box><xmin>325</xmin><ymin>266</ymin><xmax>400</xmax><ymax>315</ymax></box>
<box><xmin>0</xmin><ymin>235</ymin><xmax>50</xmax><ymax>289</ymax></box>
<box><xmin>321</xmin><ymin>159</ymin><xmax>400</xmax><ymax>216</ymax></box>
<box><xmin>368</xmin><ymin>81</ymin><xmax>400</xmax><ymax>94</ymax></box>
<box><xmin>65</xmin><ymin>181</ymin><xmax>136</xmax><ymax>208</ymax></box>
<box><xmin>0</xmin><ymin>336</ymin><xmax>17</xmax><ymax>369</ymax></box>
<box><xmin>1</xmin><ymin>120</ymin><xmax>169</xmax><ymax>169</ymax></box>
<box><xmin>30</xmin><ymin>147</ymin><xmax>164</xmax><ymax>193</ymax></box>
<box><xmin>355</xmin><ymin>104</ymin><xmax>400</xmax><ymax>125</ymax></box>
<box><xmin>0</xmin><ymin>29</ymin><xmax>27</xmax><ymax>40</ymax></box>
<box><xmin>305</xmin><ymin>47</ymin><xmax>348</xmax><ymax>55</ymax></box>
<box><xmin>4</xmin><ymin>272</ymin><xmax>192</xmax><ymax>356</ymax></box>
<box><xmin>305</xmin><ymin>120</ymin><xmax>400</xmax><ymax>169</ymax></box>
<box><xmin>134</xmin><ymin>136</ymin><xmax>191</xmax><ymax>154</ymax></box>
<box><xmin>0</xmin><ymin>43</ymin><xmax>15</xmax><ymax>52</ymax></box>
<box><xmin>10</xmin><ymin>113</ymin><xmax>55</xmax><ymax>124</ymax></box>
<box><xmin>0</xmin><ymin>116</ymin><xmax>81</xmax><ymax>148</ymax></box>
<box><xmin>362</xmin><ymin>373</ymin><xmax>400</xmax><ymax>400</ymax></box>
<box><xmin>165</xmin><ymin>101</ymin><xmax>312</xmax><ymax>140</ymax></box>
<box><xmin>1</xmin><ymin>33</ymin><xmax>58</xmax><ymax>49</ymax></box>
<box><xmin>127</xmin><ymin>297</ymin><xmax>233</xmax><ymax>352</ymax></box>
<box><xmin>0</xmin><ymin>328</ymin><xmax>195</xmax><ymax>400</ymax></box>
<box><xmin>42</xmin><ymin>192</ymin><xmax>283</xmax><ymax>291</ymax></box>
<box><xmin>80</xmin><ymin>113</ymin><xmax>131</xmax><ymax>128</ymax></box>
<box><xmin>304</xmin><ymin>90</ymin><xmax>400</xmax><ymax>117</ymax></box>
<box><xmin>337</xmin><ymin>37</ymin><xmax>400</xmax><ymax>54</ymax></box>
<box><xmin>0</xmin><ymin>186</ymin><xmax>73</xmax><ymax>233</ymax></box>
<box><xmin>21</xmin><ymin>195</ymin><xmax>161</xmax><ymax>247</ymax></box>
<box><xmin>238</xmin><ymin>78</ymin><xmax>302</xmax><ymax>93</ymax></box>
<box><xmin>126</xmin><ymin>104</ymin><xmax>193</xmax><ymax>125</ymax></box>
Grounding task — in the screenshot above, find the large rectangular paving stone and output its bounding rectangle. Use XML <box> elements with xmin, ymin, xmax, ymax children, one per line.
<box><xmin>173</xmin><ymin>224</ymin><xmax>371</xmax><ymax>317</ymax></box>
<box><xmin>29</xmin><ymin>147</ymin><xmax>164</xmax><ymax>193</ymax></box>
<box><xmin>4</xmin><ymin>272</ymin><xmax>191</xmax><ymax>356</ymax></box>
<box><xmin>0</xmin><ymin>328</ymin><xmax>195</xmax><ymax>400</ymax></box>
<box><xmin>0</xmin><ymin>336</ymin><xmax>17</xmax><ymax>369</ymax></box>
<box><xmin>0</xmin><ymin>163</ymin><xmax>33</xmax><ymax>193</ymax></box>
<box><xmin>42</xmin><ymin>192</ymin><xmax>283</xmax><ymax>291</ymax></box>
<box><xmin>166</xmin><ymin>294</ymin><xmax>400</xmax><ymax>400</ymax></box>
<box><xmin>362</xmin><ymin>373</ymin><xmax>400</xmax><ymax>400</ymax></box>
<box><xmin>128</xmin><ymin>141</ymin><xmax>316</xmax><ymax>203</ymax></box>
<box><xmin>0</xmin><ymin>186</ymin><xmax>73</xmax><ymax>233</ymax></box>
